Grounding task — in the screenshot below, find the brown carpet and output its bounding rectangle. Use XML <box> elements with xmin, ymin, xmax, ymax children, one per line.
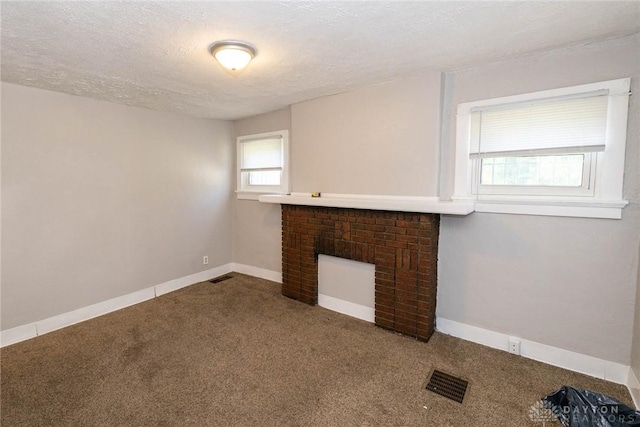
<box><xmin>1</xmin><ymin>274</ymin><xmax>633</xmax><ymax>426</ymax></box>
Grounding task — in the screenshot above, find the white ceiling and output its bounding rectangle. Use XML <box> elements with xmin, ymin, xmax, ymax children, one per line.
<box><xmin>1</xmin><ymin>1</ymin><xmax>638</xmax><ymax>120</ymax></box>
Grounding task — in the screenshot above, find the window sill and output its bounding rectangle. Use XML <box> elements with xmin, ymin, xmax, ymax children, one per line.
<box><xmin>251</xmin><ymin>192</ymin><xmax>627</xmax><ymax>219</ymax></box>
<box><xmin>236</xmin><ymin>191</ymin><xmax>280</xmax><ymax>201</ymax></box>
<box><xmin>463</xmin><ymin>197</ymin><xmax>629</xmax><ymax>219</ymax></box>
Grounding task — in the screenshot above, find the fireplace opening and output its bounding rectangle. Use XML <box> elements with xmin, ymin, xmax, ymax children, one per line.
<box><xmin>318</xmin><ymin>255</ymin><xmax>375</xmax><ymax>323</ymax></box>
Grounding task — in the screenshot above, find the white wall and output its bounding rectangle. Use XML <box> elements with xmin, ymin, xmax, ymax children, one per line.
<box><xmin>232</xmin><ymin>108</ymin><xmax>290</xmax><ymax>273</ymax></box>
<box><xmin>1</xmin><ymin>83</ymin><xmax>234</xmax><ymax>330</ymax></box>
<box><xmin>438</xmin><ymin>34</ymin><xmax>640</xmax><ymax>365</ymax></box>
<box><xmin>291</xmin><ymin>71</ymin><xmax>443</xmax><ymax>196</ymax></box>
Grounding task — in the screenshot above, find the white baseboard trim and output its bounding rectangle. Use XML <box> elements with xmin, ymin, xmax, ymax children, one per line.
<box><xmin>0</xmin><ymin>263</ymin><xmax>234</xmax><ymax>348</ymax></box>
<box><xmin>232</xmin><ymin>263</ymin><xmax>282</xmax><ymax>283</ymax></box>
<box><xmin>0</xmin><ymin>323</ymin><xmax>38</xmax><ymax>348</ymax></box>
<box><xmin>436</xmin><ymin>317</ymin><xmax>630</xmax><ymax>385</ymax></box>
<box><xmin>628</xmin><ymin>368</ymin><xmax>640</xmax><ymax>409</ymax></box>
<box><xmin>2</xmin><ymin>262</ymin><xmax>636</xmax><ymax>401</ymax></box>
<box><xmin>37</xmin><ymin>287</ymin><xmax>156</xmax><ymax>336</ymax></box>
<box><xmin>155</xmin><ymin>263</ymin><xmax>233</xmax><ymax>296</ymax></box>
<box><xmin>318</xmin><ymin>293</ymin><xmax>375</xmax><ymax>323</ymax></box>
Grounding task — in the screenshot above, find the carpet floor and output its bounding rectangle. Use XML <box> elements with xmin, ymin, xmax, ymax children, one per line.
<box><xmin>0</xmin><ymin>274</ymin><xmax>633</xmax><ymax>426</ymax></box>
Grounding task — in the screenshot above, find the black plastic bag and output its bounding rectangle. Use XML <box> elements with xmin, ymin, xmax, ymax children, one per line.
<box><xmin>542</xmin><ymin>386</ymin><xmax>640</xmax><ymax>426</ymax></box>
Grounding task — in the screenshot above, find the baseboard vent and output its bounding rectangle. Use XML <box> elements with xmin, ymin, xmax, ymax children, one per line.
<box><xmin>209</xmin><ymin>274</ymin><xmax>234</xmax><ymax>284</ymax></box>
<box><xmin>425</xmin><ymin>369</ymin><xmax>468</xmax><ymax>403</ymax></box>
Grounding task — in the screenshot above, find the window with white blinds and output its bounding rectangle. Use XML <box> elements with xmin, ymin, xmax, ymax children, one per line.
<box><xmin>469</xmin><ymin>93</ymin><xmax>608</xmax><ymax>158</ymax></box>
<box><xmin>240</xmin><ymin>137</ymin><xmax>282</xmax><ymax>186</ymax></box>
<box><xmin>453</xmin><ymin>78</ymin><xmax>631</xmax><ymax>219</ymax></box>
<box><xmin>237</xmin><ymin>130</ymin><xmax>289</xmax><ymax>196</ymax></box>
<box><xmin>466</xmin><ymin>92</ymin><xmax>612</xmax><ymax>195</ymax></box>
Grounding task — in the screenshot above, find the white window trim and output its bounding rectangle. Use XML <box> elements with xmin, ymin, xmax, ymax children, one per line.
<box><xmin>452</xmin><ymin>78</ymin><xmax>630</xmax><ymax>219</ymax></box>
<box><xmin>236</xmin><ymin>130</ymin><xmax>290</xmax><ymax>200</ymax></box>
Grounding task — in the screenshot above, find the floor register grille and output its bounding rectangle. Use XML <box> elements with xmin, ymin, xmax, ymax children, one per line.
<box><xmin>425</xmin><ymin>370</ymin><xmax>468</xmax><ymax>403</ymax></box>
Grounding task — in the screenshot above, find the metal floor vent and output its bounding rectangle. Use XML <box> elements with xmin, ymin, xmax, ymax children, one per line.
<box><xmin>209</xmin><ymin>274</ymin><xmax>234</xmax><ymax>284</ymax></box>
<box><xmin>425</xmin><ymin>370</ymin><xmax>468</xmax><ymax>403</ymax></box>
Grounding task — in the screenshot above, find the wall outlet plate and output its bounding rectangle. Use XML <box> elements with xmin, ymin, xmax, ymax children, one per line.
<box><xmin>203</xmin><ymin>256</ymin><xmax>209</xmax><ymax>265</ymax></box>
<box><xmin>508</xmin><ymin>338</ymin><xmax>521</xmax><ymax>355</ymax></box>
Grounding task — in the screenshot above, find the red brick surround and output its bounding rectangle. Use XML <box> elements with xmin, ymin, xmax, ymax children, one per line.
<box><xmin>281</xmin><ymin>205</ymin><xmax>440</xmax><ymax>341</ymax></box>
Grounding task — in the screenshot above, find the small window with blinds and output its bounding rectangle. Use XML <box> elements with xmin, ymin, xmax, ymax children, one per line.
<box><xmin>237</xmin><ymin>130</ymin><xmax>289</xmax><ymax>196</ymax></box>
<box><xmin>453</xmin><ymin>78</ymin><xmax>631</xmax><ymax>219</ymax></box>
<box><xmin>469</xmin><ymin>93</ymin><xmax>608</xmax><ymax>196</ymax></box>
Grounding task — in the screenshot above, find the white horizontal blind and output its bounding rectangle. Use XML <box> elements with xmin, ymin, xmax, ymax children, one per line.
<box><xmin>240</xmin><ymin>137</ymin><xmax>283</xmax><ymax>170</ymax></box>
<box><xmin>470</xmin><ymin>94</ymin><xmax>608</xmax><ymax>158</ymax></box>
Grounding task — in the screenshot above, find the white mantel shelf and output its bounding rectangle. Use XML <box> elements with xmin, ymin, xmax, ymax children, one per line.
<box><xmin>258</xmin><ymin>193</ymin><xmax>475</xmax><ymax>215</ymax></box>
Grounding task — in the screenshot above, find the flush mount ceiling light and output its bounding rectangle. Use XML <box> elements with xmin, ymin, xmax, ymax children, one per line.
<box><xmin>210</xmin><ymin>41</ymin><xmax>256</xmax><ymax>72</ymax></box>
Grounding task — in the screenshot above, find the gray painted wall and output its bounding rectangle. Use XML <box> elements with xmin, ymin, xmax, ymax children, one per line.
<box><xmin>1</xmin><ymin>83</ymin><xmax>234</xmax><ymax>329</ymax></box>
<box><xmin>630</xmin><ymin>36</ymin><xmax>640</xmax><ymax>386</ymax></box>
<box><xmin>291</xmin><ymin>71</ymin><xmax>442</xmax><ymax>196</ymax></box>
<box><xmin>632</xmin><ymin>136</ymin><xmax>640</xmax><ymax>394</ymax></box>
<box><xmin>633</xmin><ymin>240</ymin><xmax>640</xmax><ymax>392</ymax></box>
<box><xmin>438</xmin><ymin>34</ymin><xmax>640</xmax><ymax>365</ymax></box>
<box><xmin>232</xmin><ymin>108</ymin><xmax>290</xmax><ymax>272</ymax></box>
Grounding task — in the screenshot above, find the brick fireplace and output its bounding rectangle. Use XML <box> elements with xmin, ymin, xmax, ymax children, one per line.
<box><xmin>281</xmin><ymin>205</ymin><xmax>439</xmax><ymax>341</ymax></box>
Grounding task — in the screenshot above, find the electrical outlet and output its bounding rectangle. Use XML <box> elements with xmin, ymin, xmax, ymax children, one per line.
<box><xmin>203</xmin><ymin>256</ymin><xmax>209</xmax><ymax>265</ymax></box>
<box><xmin>508</xmin><ymin>338</ymin><xmax>521</xmax><ymax>355</ymax></box>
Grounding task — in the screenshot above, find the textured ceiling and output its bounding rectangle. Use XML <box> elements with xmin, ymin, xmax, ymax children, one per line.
<box><xmin>1</xmin><ymin>1</ymin><xmax>639</xmax><ymax>120</ymax></box>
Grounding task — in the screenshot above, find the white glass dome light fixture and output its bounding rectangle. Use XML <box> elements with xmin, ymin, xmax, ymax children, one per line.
<box><xmin>210</xmin><ymin>41</ymin><xmax>256</xmax><ymax>72</ymax></box>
